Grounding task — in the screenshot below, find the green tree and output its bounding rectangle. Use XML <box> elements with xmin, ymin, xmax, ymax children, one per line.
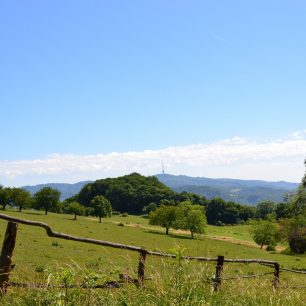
<box><xmin>175</xmin><ymin>201</ymin><xmax>207</xmax><ymax>239</ymax></box>
<box><xmin>250</xmin><ymin>220</ymin><xmax>277</xmax><ymax>249</ymax></box>
<box><xmin>142</xmin><ymin>202</ymin><xmax>157</xmax><ymax>214</ymax></box>
<box><xmin>0</xmin><ymin>187</ymin><xmax>12</xmax><ymax>210</ymax></box>
<box><xmin>278</xmin><ymin>216</ymin><xmax>306</xmax><ymax>254</ymax></box>
<box><xmin>34</xmin><ymin>187</ymin><xmax>61</xmax><ymax>215</ymax></box>
<box><xmin>149</xmin><ymin>205</ymin><xmax>177</xmax><ymax>235</ymax></box>
<box><xmin>275</xmin><ymin>202</ymin><xmax>291</xmax><ymax>220</ymax></box>
<box><xmin>11</xmin><ymin>188</ymin><xmax>32</xmax><ymax>212</ymax></box>
<box><xmin>90</xmin><ymin>195</ymin><xmax>112</xmax><ymax>223</ymax></box>
<box><xmin>255</xmin><ymin>200</ymin><xmax>276</xmax><ymax>220</ymax></box>
<box><xmin>65</xmin><ymin>202</ymin><xmax>85</xmax><ymax>220</ymax></box>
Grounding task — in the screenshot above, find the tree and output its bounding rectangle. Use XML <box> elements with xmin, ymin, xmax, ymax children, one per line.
<box><xmin>277</xmin><ymin>160</ymin><xmax>306</xmax><ymax>254</ymax></box>
<box><xmin>34</xmin><ymin>187</ymin><xmax>61</xmax><ymax>215</ymax></box>
<box><xmin>90</xmin><ymin>195</ymin><xmax>112</xmax><ymax>223</ymax></box>
<box><xmin>11</xmin><ymin>188</ymin><xmax>32</xmax><ymax>212</ymax></box>
<box><xmin>0</xmin><ymin>187</ymin><xmax>12</xmax><ymax>210</ymax></box>
<box><xmin>250</xmin><ymin>220</ymin><xmax>277</xmax><ymax>249</ymax></box>
<box><xmin>149</xmin><ymin>205</ymin><xmax>177</xmax><ymax>235</ymax></box>
<box><xmin>278</xmin><ymin>216</ymin><xmax>306</xmax><ymax>254</ymax></box>
<box><xmin>255</xmin><ymin>200</ymin><xmax>276</xmax><ymax>220</ymax></box>
<box><xmin>142</xmin><ymin>202</ymin><xmax>157</xmax><ymax>214</ymax></box>
<box><xmin>174</xmin><ymin>202</ymin><xmax>207</xmax><ymax>239</ymax></box>
<box><xmin>65</xmin><ymin>202</ymin><xmax>85</xmax><ymax>220</ymax></box>
<box><xmin>275</xmin><ymin>202</ymin><xmax>291</xmax><ymax>220</ymax></box>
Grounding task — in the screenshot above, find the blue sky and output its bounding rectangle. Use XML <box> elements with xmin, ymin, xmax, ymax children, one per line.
<box><xmin>1</xmin><ymin>1</ymin><xmax>306</xmax><ymax>186</ymax></box>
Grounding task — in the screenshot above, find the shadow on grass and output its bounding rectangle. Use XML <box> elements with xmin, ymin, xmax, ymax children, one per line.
<box><xmin>24</xmin><ymin>211</ymin><xmax>43</xmax><ymax>216</ymax></box>
<box><xmin>64</xmin><ymin>217</ymin><xmax>78</xmax><ymax>221</ymax></box>
<box><xmin>144</xmin><ymin>229</ymin><xmax>199</xmax><ymax>240</ymax></box>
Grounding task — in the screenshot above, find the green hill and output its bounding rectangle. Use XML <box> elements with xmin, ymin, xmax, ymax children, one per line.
<box><xmin>77</xmin><ymin>173</ymin><xmax>176</xmax><ymax>214</ymax></box>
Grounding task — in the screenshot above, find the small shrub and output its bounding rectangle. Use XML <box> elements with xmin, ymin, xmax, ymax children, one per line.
<box><xmin>266</xmin><ymin>244</ymin><xmax>276</xmax><ymax>251</ymax></box>
<box><xmin>35</xmin><ymin>265</ymin><xmax>45</xmax><ymax>273</ymax></box>
<box><xmin>118</xmin><ymin>222</ymin><xmax>124</xmax><ymax>227</ymax></box>
<box><xmin>121</xmin><ymin>212</ymin><xmax>128</xmax><ymax>217</ymax></box>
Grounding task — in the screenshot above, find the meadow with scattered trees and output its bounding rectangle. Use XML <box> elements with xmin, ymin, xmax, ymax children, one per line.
<box><xmin>0</xmin><ymin>162</ymin><xmax>305</xmax><ymax>304</ymax></box>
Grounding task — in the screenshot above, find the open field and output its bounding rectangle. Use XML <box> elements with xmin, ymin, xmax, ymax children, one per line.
<box><xmin>0</xmin><ymin>209</ymin><xmax>305</xmax><ymax>305</ymax></box>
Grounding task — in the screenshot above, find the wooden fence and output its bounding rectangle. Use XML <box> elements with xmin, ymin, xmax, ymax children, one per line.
<box><xmin>0</xmin><ymin>213</ymin><xmax>304</xmax><ymax>294</ymax></box>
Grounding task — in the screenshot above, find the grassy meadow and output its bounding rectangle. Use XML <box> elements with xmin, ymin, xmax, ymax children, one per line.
<box><xmin>0</xmin><ymin>209</ymin><xmax>305</xmax><ymax>305</ymax></box>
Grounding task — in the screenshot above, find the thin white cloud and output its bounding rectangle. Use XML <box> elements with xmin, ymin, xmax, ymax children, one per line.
<box><xmin>212</xmin><ymin>34</ymin><xmax>228</xmax><ymax>43</ymax></box>
<box><xmin>0</xmin><ymin>132</ymin><xmax>306</xmax><ymax>186</ymax></box>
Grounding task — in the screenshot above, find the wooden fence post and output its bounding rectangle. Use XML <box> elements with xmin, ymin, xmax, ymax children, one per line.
<box><xmin>273</xmin><ymin>262</ymin><xmax>280</xmax><ymax>289</ymax></box>
<box><xmin>0</xmin><ymin>222</ymin><xmax>18</xmax><ymax>294</ymax></box>
<box><xmin>137</xmin><ymin>249</ymin><xmax>147</xmax><ymax>287</ymax></box>
<box><xmin>213</xmin><ymin>255</ymin><xmax>224</xmax><ymax>292</ymax></box>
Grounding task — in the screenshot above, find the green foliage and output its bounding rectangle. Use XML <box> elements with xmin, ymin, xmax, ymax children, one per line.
<box><xmin>10</xmin><ymin>188</ymin><xmax>33</xmax><ymax>212</ymax></box>
<box><xmin>90</xmin><ymin>195</ymin><xmax>112</xmax><ymax>223</ymax></box>
<box><xmin>277</xmin><ymin>160</ymin><xmax>306</xmax><ymax>254</ymax></box>
<box><xmin>149</xmin><ymin>205</ymin><xmax>177</xmax><ymax>235</ymax></box>
<box><xmin>0</xmin><ymin>187</ymin><xmax>12</xmax><ymax>210</ymax></box>
<box><xmin>77</xmin><ymin>173</ymin><xmax>176</xmax><ymax>214</ymax></box>
<box><xmin>275</xmin><ymin>201</ymin><xmax>291</xmax><ymax>220</ymax></box>
<box><xmin>142</xmin><ymin>202</ymin><xmax>157</xmax><ymax>214</ymax></box>
<box><xmin>250</xmin><ymin>220</ymin><xmax>277</xmax><ymax>249</ymax></box>
<box><xmin>65</xmin><ymin>202</ymin><xmax>86</xmax><ymax>220</ymax></box>
<box><xmin>255</xmin><ymin>200</ymin><xmax>276</xmax><ymax>220</ymax></box>
<box><xmin>206</xmin><ymin>197</ymin><xmax>254</xmax><ymax>225</ymax></box>
<box><xmin>34</xmin><ymin>187</ymin><xmax>61</xmax><ymax>215</ymax></box>
<box><xmin>278</xmin><ymin>216</ymin><xmax>306</xmax><ymax>254</ymax></box>
<box><xmin>174</xmin><ymin>201</ymin><xmax>207</xmax><ymax>238</ymax></box>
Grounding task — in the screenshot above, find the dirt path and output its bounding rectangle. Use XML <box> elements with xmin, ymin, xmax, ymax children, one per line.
<box><xmin>111</xmin><ymin>220</ymin><xmax>286</xmax><ymax>251</ymax></box>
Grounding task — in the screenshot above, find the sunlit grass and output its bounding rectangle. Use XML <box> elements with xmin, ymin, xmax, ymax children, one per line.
<box><xmin>0</xmin><ymin>209</ymin><xmax>304</xmax><ymax>305</ymax></box>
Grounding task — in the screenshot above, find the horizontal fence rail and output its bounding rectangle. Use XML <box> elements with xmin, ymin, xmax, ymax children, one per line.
<box><xmin>0</xmin><ymin>213</ymin><xmax>304</xmax><ymax>294</ymax></box>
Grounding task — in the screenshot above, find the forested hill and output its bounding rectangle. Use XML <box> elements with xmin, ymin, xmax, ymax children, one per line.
<box><xmin>77</xmin><ymin>173</ymin><xmax>176</xmax><ymax>214</ymax></box>
<box><xmin>156</xmin><ymin>174</ymin><xmax>299</xmax><ymax>205</ymax></box>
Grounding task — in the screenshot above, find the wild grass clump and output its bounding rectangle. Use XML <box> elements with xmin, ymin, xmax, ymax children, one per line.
<box><xmin>1</xmin><ymin>256</ymin><xmax>305</xmax><ymax>306</ymax></box>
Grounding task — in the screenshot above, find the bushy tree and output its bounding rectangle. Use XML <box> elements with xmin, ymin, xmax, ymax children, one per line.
<box><xmin>34</xmin><ymin>187</ymin><xmax>61</xmax><ymax>215</ymax></box>
<box><xmin>90</xmin><ymin>195</ymin><xmax>112</xmax><ymax>223</ymax></box>
<box><xmin>65</xmin><ymin>202</ymin><xmax>85</xmax><ymax>220</ymax></box>
<box><xmin>0</xmin><ymin>187</ymin><xmax>12</xmax><ymax>210</ymax></box>
<box><xmin>174</xmin><ymin>201</ymin><xmax>207</xmax><ymax>239</ymax></box>
<box><xmin>149</xmin><ymin>205</ymin><xmax>177</xmax><ymax>235</ymax></box>
<box><xmin>277</xmin><ymin>159</ymin><xmax>306</xmax><ymax>254</ymax></box>
<box><xmin>250</xmin><ymin>220</ymin><xmax>277</xmax><ymax>249</ymax></box>
<box><xmin>142</xmin><ymin>202</ymin><xmax>157</xmax><ymax>214</ymax></box>
<box><xmin>255</xmin><ymin>200</ymin><xmax>276</xmax><ymax>220</ymax></box>
<box><xmin>278</xmin><ymin>216</ymin><xmax>306</xmax><ymax>254</ymax></box>
<box><xmin>11</xmin><ymin>188</ymin><xmax>32</xmax><ymax>212</ymax></box>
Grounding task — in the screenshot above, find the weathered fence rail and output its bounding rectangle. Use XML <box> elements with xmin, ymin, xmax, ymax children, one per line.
<box><xmin>0</xmin><ymin>213</ymin><xmax>304</xmax><ymax>294</ymax></box>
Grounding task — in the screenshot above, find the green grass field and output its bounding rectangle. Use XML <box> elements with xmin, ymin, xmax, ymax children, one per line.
<box><xmin>0</xmin><ymin>209</ymin><xmax>305</xmax><ymax>305</ymax></box>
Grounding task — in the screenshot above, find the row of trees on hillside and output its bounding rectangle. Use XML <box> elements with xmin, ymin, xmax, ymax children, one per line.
<box><xmin>0</xmin><ymin>186</ymin><xmax>62</xmax><ymax>214</ymax></box>
<box><xmin>0</xmin><ymin>186</ymin><xmax>112</xmax><ymax>223</ymax></box>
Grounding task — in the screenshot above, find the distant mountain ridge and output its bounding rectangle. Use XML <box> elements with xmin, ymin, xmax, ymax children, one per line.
<box><xmin>22</xmin><ymin>174</ymin><xmax>299</xmax><ymax>205</ymax></box>
<box><xmin>156</xmin><ymin>174</ymin><xmax>299</xmax><ymax>205</ymax></box>
<box><xmin>22</xmin><ymin>181</ymin><xmax>92</xmax><ymax>201</ymax></box>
